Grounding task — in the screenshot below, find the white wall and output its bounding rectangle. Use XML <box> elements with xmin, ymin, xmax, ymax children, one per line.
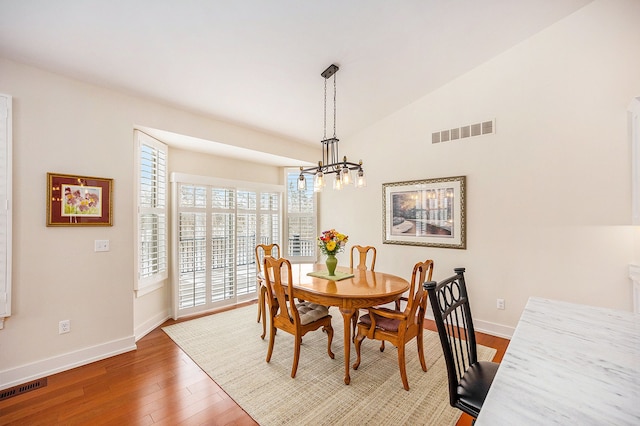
<box><xmin>321</xmin><ymin>0</ymin><xmax>640</xmax><ymax>334</ymax></box>
<box><xmin>169</xmin><ymin>147</ymin><xmax>283</xmax><ymax>184</ymax></box>
<box><xmin>0</xmin><ymin>57</ymin><xmax>316</xmax><ymax>390</ymax></box>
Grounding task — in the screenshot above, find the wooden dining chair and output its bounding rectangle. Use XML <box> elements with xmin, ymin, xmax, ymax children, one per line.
<box><xmin>350</xmin><ymin>245</ymin><xmax>377</xmax><ymax>271</ymax></box>
<box><xmin>255</xmin><ymin>243</ymin><xmax>280</xmax><ymax>339</ymax></box>
<box><xmin>424</xmin><ymin>268</ymin><xmax>499</xmax><ymax>421</ymax></box>
<box><xmin>263</xmin><ymin>256</ymin><xmax>335</xmax><ymax>378</ymax></box>
<box><xmin>349</xmin><ymin>245</ymin><xmax>377</xmax><ymax>338</ymax></box>
<box><xmin>353</xmin><ymin>259</ymin><xmax>434</xmax><ymax>391</ymax></box>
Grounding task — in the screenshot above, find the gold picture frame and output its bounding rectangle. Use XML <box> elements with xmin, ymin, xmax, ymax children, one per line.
<box><xmin>47</xmin><ymin>172</ymin><xmax>113</xmax><ymax>226</ymax></box>
<box><xmin>383</xmin><ymin>176</ymin><xmax>466</xmax><ymax>249</ymax></box>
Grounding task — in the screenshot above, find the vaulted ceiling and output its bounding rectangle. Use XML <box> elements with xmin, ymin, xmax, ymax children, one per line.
<box><xmin>0</xmin><ymin>0</ymin><xmax>593</xmax><ymax>153</ymax></box>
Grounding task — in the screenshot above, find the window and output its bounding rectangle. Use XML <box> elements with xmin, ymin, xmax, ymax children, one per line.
<box><xmin>285</xmin><ymin>170</ymin><xmax>316</xmax><ymax>261</ymax></box>
<box><xmin>135</xmin><ymin>131</ymin><xmax>168</xmax><ymax>296</ymax></box>
<box><xmin>172</xmin><ymin>174</ymin><xmax>282</xmax><ymax>317</ymax></box>
<box><xmin>0</xmin><ymin>94</ymin><xmax>11</xmax><ymax>329</ymax></box>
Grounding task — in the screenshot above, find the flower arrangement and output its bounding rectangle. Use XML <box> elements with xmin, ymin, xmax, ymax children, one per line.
<box><xmin>317</xmin><ymin>229</ymin><xmax>349</xmax><ymax>256</ymax></box>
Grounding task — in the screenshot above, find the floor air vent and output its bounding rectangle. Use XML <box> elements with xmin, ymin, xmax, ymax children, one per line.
<box><xmin>0</xmin><ymin>377</ymin><xmax>48</xmax><ymax>401</ymax></box>
<box><xmin>432</xmin><ymin>119</ymin><xmax>495</xmax><ymax>144</ymax></box>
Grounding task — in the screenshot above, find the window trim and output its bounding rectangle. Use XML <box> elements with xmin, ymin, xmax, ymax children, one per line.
<box><xmin>0</xmin><ymin>94</ymin><xmax>12</xmax><ymax>329</ymax></box>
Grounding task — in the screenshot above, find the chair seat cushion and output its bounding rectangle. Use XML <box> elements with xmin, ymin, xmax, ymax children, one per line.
<box><xmin>456</xmin><ymin>361</ymin><xmax>500</xmax><ymax>417</ymax></box>
<box><xmin>358</xmin><ymin>311</ymin><xmax>400</xmax><ymax>332</ymax></box>
<box><xmin>296</xmin><ymin>301</ymin><xmax>330</xmax><ymax>325</ymax></box>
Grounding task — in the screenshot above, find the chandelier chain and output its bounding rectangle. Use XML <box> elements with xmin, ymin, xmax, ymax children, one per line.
<box><xmin>323</xmin><ymin>77</ymin><xmax>327</xmax><ymax>141</ymax></box>
<box><xmin>333</xmin><ymin>72</ymin><xmax>337</xmax><ymax>138</ymax></box>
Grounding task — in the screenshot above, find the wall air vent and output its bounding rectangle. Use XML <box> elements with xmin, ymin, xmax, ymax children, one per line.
<box><xmin>0</xmin><ymin>377</ymin><xmax>48</xmax><ymax>401</ymax></box>
<box><xmin>432</xmin><ymin>119</ymin><xmax>495</xmax><ymax>144</ymax></box>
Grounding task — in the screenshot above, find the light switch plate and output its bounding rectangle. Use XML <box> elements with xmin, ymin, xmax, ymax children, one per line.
<box><xmin>94</xmin><ymin>240</ymin><xmax>110</xmax><ymax>252</ymax></box>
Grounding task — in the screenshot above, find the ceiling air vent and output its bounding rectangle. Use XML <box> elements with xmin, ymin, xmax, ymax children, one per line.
<box><xmin>482</xmin><ymin>120</ymin><xmax>493</xmax><ymax>134</ymax></box>
<box><xmin>432</xmin><ymin>119</ymin><xmax>495</xmax><ymax>144</ymax></box>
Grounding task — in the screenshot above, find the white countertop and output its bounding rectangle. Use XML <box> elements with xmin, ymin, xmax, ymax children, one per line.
<box><xmin>476</xmin><ymin>297</ymin><xmax>640</xmax><ymax>425</ymax></box>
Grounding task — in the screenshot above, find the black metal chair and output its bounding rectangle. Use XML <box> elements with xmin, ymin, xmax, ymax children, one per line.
<box><xmin>423</xmin><ymin>268</ymin><xmax>499</xmax><ymax>422</ymax></box>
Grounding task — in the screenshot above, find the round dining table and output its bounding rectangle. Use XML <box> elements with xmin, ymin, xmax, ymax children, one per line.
<box><xmin>287</xmin><ymin>263</ymin><xmax>409</xmax><ymax>385</ymax></box>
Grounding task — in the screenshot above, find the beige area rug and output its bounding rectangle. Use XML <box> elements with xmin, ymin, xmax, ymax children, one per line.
<box><xmin>162</xmin><ymin>305</ymin><xmax>496</xmax><ymax>425</ymax></box>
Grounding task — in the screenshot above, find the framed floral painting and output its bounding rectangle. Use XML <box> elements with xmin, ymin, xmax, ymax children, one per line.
<box><xmin>46</xmin><ymin>172</ymin><xmax>113</xmax><ymax>226</ymax></box>
<box><xmin>382</xmin><ymin>176</ymin><xmax>466</xmax><ymax>249</ymax></box>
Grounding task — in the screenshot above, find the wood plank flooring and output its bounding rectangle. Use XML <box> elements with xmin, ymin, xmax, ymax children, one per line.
<box><xmin>0</xmin><ymin>302</ymin><xmax>509</xmax><ymax>425</ymax></box>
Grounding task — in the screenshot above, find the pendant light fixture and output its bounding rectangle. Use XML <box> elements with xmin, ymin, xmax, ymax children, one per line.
<box><xmin>297</xmin><ymin>64</ymin><xmax>366</xmax><ymax>192</ymax></box>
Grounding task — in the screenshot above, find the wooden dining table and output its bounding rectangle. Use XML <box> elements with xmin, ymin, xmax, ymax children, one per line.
<box><xmin>287</xmin><ymin>263</ymin><xmax>410</xmax><ymax>385</ymax></box>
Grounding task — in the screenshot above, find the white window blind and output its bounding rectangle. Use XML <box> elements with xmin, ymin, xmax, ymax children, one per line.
<box><xmin>285</xmin><ymin>170</ymin><xmax>316</xmax><ymax>261</ymax></box>
<box><xmin>178</xmin><ymin>184</ymin><xmax>208</xmax><ymax>309</ymax></box>
<box><xmin>236</xmin><ymin>190</ymin><xmax>257</xmax><ymax>296</ymax></box>
<box><xmin>171</xmin><ymin>174</ymin><xmax>282</xmax><ymax>318</ymax></box>
<box><xmin>0</xmin><ymin>94</ymin><xmax>12</xmax><ymax>329</ymax></box>
<box><xmin>136</xmin><ymin>131</ymin><xmax>168</xmax><ymax>296</ymax></box>
<box><xmin>211</xmin><ymin>188</ymin><xmax>236</xmax><ymax>304</ymax></box>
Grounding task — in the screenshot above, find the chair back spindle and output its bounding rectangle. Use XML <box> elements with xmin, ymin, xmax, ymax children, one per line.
<box><xmin>401</xmin><ymin>259</ymin><xmax>433</xmax><ymax>323</ymax></box>
<box><xmin>350</xmin><ymin>245</ymin><xmax>377</xmax><ymax>271</ymax></box>
<box><xmin>255</xmin><ymin>243</ymin><xmax>280</xmax><ymax>275</ymax></box>
<box><xmin>264</xmin><ymin>257</ymin><xmax>297</xmax><ymax>326</ymax></box>
<box><xmin>255</xmin><ymin>243</ymin><xmax>281</xmax><ymax>338</ymax></box>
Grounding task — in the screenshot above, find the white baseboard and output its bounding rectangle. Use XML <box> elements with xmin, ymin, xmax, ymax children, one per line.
<box><xmin>0</xmin><ymin>336</ymin><xmax>136</xmax><ymax>391</ymax></box>
<box><xmin>134</xmin><ymin>309</ymin><xmax>171</xmax><ymax>342</ymax></box>
<box><xmin>424</xmin><ymin>311</ymin><xmax>514</xmax><ymax>340</ymax></box>
<box><xmin>473</xmin><ymin>319</ymin><xmax>515</xmax><ymax>339</ymax></box>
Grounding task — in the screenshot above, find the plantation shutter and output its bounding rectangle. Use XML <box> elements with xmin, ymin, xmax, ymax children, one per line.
<box><xmin>236</xmin><ymin>190</ymin><xmax>257</xmax><ymax>296</ymax></box>
<box><xmin>136</xmin><ymin>131</ymin><xmax>168</xmax><ymax>295</ymax></box>
<box><xmin>285</xmin><ymin>171</ymin><xmax>316</xmax><ymax>261</ymax></box>
<box><xmin>177</xmin><ymin>185</ymin><xmax>207</xmax><ymax>309</ymax></box>
<box><xmin>172</xmin><ymin>174</ymin><xmax>282</xmax><ymax>318</ymax></box>
<box><xmin>259</xmin><ymin>192</ymin><xmax>280</xmax><ymax>246</ymax></box>
<box><xmin>210</xmin><ymin>188</ymin><xmax>235</xmax><ymax>303</ymax></box>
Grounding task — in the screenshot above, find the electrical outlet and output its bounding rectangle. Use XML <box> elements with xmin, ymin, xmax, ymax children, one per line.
<box><xmin>59</xmin><ymin>320</ymin><xmax>71</xmax><ymax>334</ymax></box>
<box><xmin>496</xmin><ymin>298</ymin><xmax>505</xmax><ymax>310</ymax></box>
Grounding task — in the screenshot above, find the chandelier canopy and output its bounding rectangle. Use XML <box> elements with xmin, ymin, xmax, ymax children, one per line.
<box><xmin>298</xmin><ymin>64</ymin><xmax>366</xmax><ymax>192</ymax></box>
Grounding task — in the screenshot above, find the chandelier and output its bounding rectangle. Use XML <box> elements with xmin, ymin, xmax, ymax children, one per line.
<box><xmin>297</xmin><ymin>64</ymin><xmax>366</xmax><ymax>192</ymax></box>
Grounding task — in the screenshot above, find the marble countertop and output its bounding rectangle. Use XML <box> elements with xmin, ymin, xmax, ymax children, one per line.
<box><xmin>476</xmin><ymin>297</ymin><xmax>640</xmax><ymax>425</ymax></box>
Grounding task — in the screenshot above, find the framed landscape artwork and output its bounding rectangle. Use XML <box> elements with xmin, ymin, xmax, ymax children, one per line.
<box><xmin>383</xmin><ymin>176</ymin><xmax>466</xmax><ymax>249</ymax></box>
<box><xmin>47</xmin><ymin>172</ymin><xmax>113</xmax><ymax>226</ymax></box>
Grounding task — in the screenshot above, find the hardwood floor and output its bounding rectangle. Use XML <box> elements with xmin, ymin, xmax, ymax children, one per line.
<box><xmin>0</xmin><ymin>302</ymin><xmax>509</xmax><ymax>425</ymax></box>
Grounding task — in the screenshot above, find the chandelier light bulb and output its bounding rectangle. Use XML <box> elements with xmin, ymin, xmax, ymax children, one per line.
<box><xmin>355</xmin><ymin>169</ymin><xmax>366</xmax><ymax>188</ymax></box>
<box><xmin>341</xmin><ymin>166</ymin><xmax>351</xmax><ymax>185</ymax></box>
<box><xmin>333</xmin><ymin>173</ymin><xmax>343</xmax><ymax>190</ymax></box>
<box><xmin>297</xmin><ymin>173</ymin><xmax>307</xmax><ymax>191</ymax></box>
<box><xmin>314</xmin><ymin>171</ymin><xmax>325</xmax><ymax>192</ymax></box>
